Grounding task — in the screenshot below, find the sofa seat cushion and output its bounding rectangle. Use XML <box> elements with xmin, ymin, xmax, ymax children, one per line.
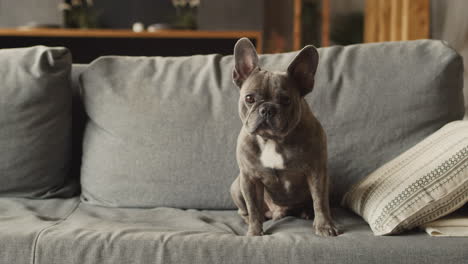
<box><xmin>33</xmin><ymin>202</ymin><xmax>468</xmax><ymax>264</ymax></box>
<box><xmin>0</xmin><ymin>197</ymin><xmax>80</xmax><ymax>264</ymax></box>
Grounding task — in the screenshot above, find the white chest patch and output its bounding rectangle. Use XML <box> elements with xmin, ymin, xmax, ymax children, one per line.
<box><xmin>257</xmin><ymin>137</ymin><xmax>285</xmax><ymax>170</ymax></box>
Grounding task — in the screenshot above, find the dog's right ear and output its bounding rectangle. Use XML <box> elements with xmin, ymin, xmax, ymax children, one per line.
<box><xmin>233</xmin><ymin>38</ymin><xmax>259</xmax><ymax>88</ymax></box>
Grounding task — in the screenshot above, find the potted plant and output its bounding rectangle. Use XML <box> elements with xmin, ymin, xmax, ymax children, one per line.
<box><xmin>59</xmin><ymin>0</ymin><xmax>99</xmax><ymax>29</ymax></box>
<box><xmin>172</xmin><ymin>0</ymin><xmax>200</xmax><ymax>30</ymax></box>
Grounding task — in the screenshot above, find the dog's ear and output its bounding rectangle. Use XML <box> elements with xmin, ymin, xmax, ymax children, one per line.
<box><xmin>287</xmin><ymin>45</ymin><xmax>319</xmax><ymax>97</ymax></box>
<box><xmin>233</xmin><ymin>38</ymin><xmax>259</xmax><ymax>88</ymax></box>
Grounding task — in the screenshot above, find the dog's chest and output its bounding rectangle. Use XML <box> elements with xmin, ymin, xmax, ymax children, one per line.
<box><xmin>257</xmin><ymin>137</ymin><xmax>285</xmax><ymax>170</ymax></box>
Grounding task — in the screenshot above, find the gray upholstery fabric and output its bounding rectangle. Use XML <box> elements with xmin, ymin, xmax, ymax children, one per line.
<box><xmin>71</xmin><ymin>64</ymin><xmax>88</xmax><ymax>191</ymax></box>
<box><xmin>71</xmin><ymin>64</ymin><xmax>87</xmax><ymax>94</ymax></box>
<box><xmin>308</xmin><ymin>40</ymin><xmax>465</xmax><ymax>204</ymax></box>
<box><xmin>0</xmin><ymin>197</ymin><xmax>80</xmax><ymax>264</ymax></box>
<box><xmin>0</xmin><ymin>46</ymin><xmax>76</xmax><ymax>198</ymax></box>
<box><xmin>80</xmin><ymin>55</ymin><xmax>241</xmax><ymax>209</ymax></box>
<box><xmin>78</xmin><ymin>40</ymin><xmax>465</xmax><ymax>209</ymax></box>
<box><xmin>34</xmin><ymin>202</ymin><xmax>468</xmax><ymax>264</ymax></box>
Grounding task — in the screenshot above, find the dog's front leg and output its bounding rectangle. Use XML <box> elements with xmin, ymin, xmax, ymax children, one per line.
<box><xmin>307</xmin><ymin>168</ymin><xmax>340</xmax><ymax>237</ymax></box>
<box><xmin>240</xmin><ymin>173</ymin><xmax>264</xmax><ymax>236</ymax></box>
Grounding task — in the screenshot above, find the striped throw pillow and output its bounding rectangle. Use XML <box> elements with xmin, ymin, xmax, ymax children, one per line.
<box><xmin>342</xmin><ymin>121</ymin><xmax>468</xmax><ymax>235</ymax></box>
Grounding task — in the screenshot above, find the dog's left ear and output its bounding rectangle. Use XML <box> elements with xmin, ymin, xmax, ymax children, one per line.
<box><xmin>287</xmin><ymin>45</ymin><xmax>319</xmax><ymax>97</ymax></box>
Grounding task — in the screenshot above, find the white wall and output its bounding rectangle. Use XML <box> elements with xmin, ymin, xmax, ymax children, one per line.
<box><xmin>0</xmin><ymin>0</ymin><xmax>62</xmax><ymax>27</ymax></box>
<box><xmin>198</xmin><ymin>0</ymin><xmax>263</xmax><ymax>31</ymax></box>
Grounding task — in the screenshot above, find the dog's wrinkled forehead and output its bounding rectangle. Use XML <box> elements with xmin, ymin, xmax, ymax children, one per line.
<box><xmin>241</xmin><ymin>70</ymin><xmax>288</xmax><ymax>97</ymax></box>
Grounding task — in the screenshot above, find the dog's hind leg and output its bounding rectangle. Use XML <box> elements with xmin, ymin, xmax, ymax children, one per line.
<box><xmin>264</xmin><ymin>192</ymin><xmax>288</xmax><ymax>221</ymax></box>
<box><xmin>230</xmin><ymin>175</ymin><xmax>249</xmax><ymax>224</ymax></box>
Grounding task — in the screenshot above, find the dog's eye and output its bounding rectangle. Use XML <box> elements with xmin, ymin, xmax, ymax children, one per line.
<box><xmin>280</xmin><ymin>96</ymin><xmax>291</xmax><ymax>105</ymax></box>
<box><xmin>245</xmin><ymin>95</ymin><xmax>255</xmax><ymax>104</ymax></box>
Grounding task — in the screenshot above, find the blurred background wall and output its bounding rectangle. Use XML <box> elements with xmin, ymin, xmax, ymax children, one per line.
<box><xmin>0</xmin><ymin>0</ymin><xmax>263</xmax><ymax>30</ymax></box>
<box><xmin>0</xmin><ymin>0</ymin><xmax>61</xmax><ymax>27</ymax></box>
<box><xmin>431</xmin><ymin>0</ymin><xmax>468</xmax><ymax>119</ymax></box>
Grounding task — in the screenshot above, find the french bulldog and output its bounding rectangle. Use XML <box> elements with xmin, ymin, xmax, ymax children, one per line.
<box><xmin>230</xmin><ymin>38</ymin><xmax>340</xmax><ymax>237</ymax></box>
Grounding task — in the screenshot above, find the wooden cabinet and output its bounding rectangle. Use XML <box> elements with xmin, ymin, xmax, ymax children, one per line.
<box><xmin>364</xmin><ymin>0</ymin><xmax>430</xmax><ymax>42</ymax></box>
<box><xmin>264</xmin><ymin>0</ymin><xmax>331</xmax><ymax>53</ymax></box>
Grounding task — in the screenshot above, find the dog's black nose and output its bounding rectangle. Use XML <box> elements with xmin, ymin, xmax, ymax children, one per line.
<box><xmin>259</xmin><ymin>104</ymin><xmax>277</xmax><ymax>118</ymax></box>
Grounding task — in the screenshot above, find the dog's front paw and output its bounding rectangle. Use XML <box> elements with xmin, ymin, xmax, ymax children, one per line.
<box><xmin>313</xmin><ymin>222</ymin><xmax>341</xmax><ymax>237</ymax></box>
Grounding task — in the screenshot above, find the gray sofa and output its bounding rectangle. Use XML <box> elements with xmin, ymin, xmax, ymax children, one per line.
<box><xmin>1</xmin><ymin>40</ymin><xmax>467</xmax><ymax>264</ymax></box>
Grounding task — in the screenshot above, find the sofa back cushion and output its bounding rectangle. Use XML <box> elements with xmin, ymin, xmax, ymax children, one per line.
<box><xmin>78</xmin><ymin>40</ymin><xmax>465</xmax><ymax>209</ymax></box>
<box><xmin>0</xmin><ymin>46</ymin><xmax>76</xmax><ymax>198</ymax></box>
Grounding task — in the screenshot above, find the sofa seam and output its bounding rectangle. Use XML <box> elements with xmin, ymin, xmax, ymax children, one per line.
<box><xmin>30</xmin><ymin>199</ymin><xmax>81</xmax><ymax>264</ymax></box>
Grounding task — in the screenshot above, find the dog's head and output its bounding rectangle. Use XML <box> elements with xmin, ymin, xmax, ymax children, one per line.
<box><xmin>233</xmin><ymin>38</ymin><xmax>319</xmax><ymax>139</ymax></box>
